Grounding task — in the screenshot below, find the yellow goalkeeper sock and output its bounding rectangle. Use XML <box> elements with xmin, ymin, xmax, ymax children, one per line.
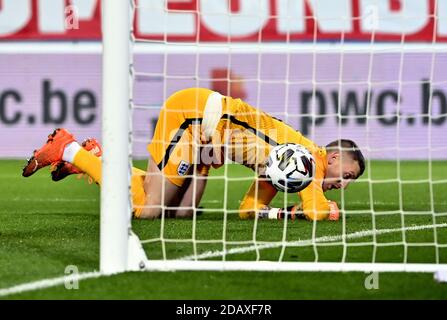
<box><xmin>73</xmin><ymin>148</ymin><xmax>102</xmax><ymax>184</ymax></box>
<box><xmin>72</xmin><ymin>148</ymin><xmax>147</xmax><ymax>217</ymax></box>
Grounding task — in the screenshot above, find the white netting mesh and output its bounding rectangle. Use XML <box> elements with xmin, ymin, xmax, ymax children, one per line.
<box><xmin>127</xmin><ymin>0</ymin><xmax>447</xmax><ymax>271</ymax></box>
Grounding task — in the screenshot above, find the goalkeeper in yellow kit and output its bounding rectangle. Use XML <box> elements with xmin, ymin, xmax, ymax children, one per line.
<box><xmin>22</xmin><ymin>88</ymin><xmax>365</xmax><ymax>221</ymax></box>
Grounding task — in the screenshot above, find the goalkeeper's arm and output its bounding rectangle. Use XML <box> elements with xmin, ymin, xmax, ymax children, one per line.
<box><xmin>239</xmin><ymin>179</ymin><xmax>340</xmax><ymax>221</ymax></box>
<box><xmin>174</xmin><ymin>163</ymin><xmax>210</xmax><ymax>218</ymax></box>
<box><xmin>296</xmin><ymin>177</ymin><xmax>340</xmax><ymax>221</ymax></box>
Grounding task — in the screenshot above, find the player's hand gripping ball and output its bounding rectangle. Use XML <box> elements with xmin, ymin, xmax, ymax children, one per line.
<box><xmin>265</xmin><ymin>143</ymin><xmax>316</xmax><ymax>193</ymax></box>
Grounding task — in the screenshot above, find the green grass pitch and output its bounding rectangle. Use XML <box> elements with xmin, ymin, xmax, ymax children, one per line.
<box><xmin>1</xmin><ymin>159</ymin><xmax>447</xmax><ymax>299</ymax></box>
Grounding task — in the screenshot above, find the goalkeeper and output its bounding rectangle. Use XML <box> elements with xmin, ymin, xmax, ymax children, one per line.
<box><xmin>22</xmin><ymin>88</ymin><xmax>365</xmax><ymax>221</ymax></box>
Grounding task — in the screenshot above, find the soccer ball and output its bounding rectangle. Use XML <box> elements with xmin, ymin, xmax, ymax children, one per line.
<box><xmin>265</xmin><ymin>143</ymin><xmax>316</xmax><ymax>193</ymax></box>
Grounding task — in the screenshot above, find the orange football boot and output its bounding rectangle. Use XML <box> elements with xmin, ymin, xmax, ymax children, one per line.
<box><xmin>22</xmin><ymin>128</ymin><xmax>75</xmax><ymax>177</ymax></box>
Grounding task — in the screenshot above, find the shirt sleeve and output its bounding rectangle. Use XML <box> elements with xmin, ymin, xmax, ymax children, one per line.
<box><xmin>298</xmin><ymin>162</ymin><xmax>330</xmax><ymax>221</ymax></box>
<box><xmin>239</xmin><ymin>179</ymin><xmax>278</xmax><ymax>219</ymax></box>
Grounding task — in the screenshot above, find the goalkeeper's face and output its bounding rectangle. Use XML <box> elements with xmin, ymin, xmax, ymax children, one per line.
<box><xmin>323</xmin><ymin>152</ymin><xmax>361</xmax><ymax>192</ymax></box>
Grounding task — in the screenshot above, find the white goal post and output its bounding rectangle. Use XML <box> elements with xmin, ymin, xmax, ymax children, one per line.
<box><xmin>100</xmin><ymin>0</ymin><xmax>447</xmax><ymax>279</ymax></box>
<box><xmin>101</xmin><ymin>0</ymin><xmax>147</xmax><ymax>274</ymax></box>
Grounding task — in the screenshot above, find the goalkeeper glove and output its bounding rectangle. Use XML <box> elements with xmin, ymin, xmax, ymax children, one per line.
<box><xmin>327</xmin><ymin>201</ymin><xmax>340</xmax><ymax>221</ymax></box>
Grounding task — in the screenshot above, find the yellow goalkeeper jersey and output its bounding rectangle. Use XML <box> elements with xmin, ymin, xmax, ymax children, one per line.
<box><xmin>148</xmin><ymin>88</ymin><xmax>330</xmax><ymax>221</ymax></box>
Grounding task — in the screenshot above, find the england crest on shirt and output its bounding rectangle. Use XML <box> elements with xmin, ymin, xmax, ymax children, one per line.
<box><xmin>177</xmin><ymin>160</ymin><xmax>190</xmax><ymax>176</ymax></box>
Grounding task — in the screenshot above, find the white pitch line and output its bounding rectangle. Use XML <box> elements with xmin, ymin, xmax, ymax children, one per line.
<box><xmin>200</xmin><ymin>200</ymin><xmax>223</xmax><ymax>204</ymax></box>
<box><xmin>0</xmin><ymin>271</ymin><xmax>102</xmax><ymax>298</ymax></box>
<box><xmin>2</xmin><ymin>223</ymin><xmax>446</xmax><ymax>298</ymax></box>
<box><xmin>180</xmin><ymin>223</ymin><xmax>447</xmax><ymax>261</ymax></box>
<box><xmin>10</xmin><ymin>198</ymin><xmax>98</xmax><ymax>202</ymax></box>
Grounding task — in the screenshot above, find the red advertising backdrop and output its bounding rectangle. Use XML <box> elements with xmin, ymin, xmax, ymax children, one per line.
<box><xmin>1</xmin><ymin>0</ymin><xmax>446</xmax><ymax>42</ymax></box>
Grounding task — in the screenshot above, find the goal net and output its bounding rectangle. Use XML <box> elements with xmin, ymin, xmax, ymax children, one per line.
<box><xmin>102</xmin><ymin>1</ymin><xmax>447</xmax><ymax>276</ymax></box>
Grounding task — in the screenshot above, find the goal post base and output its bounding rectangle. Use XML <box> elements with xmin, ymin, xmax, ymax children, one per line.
<box><xmin>434</xmin><ymin>271</ymin><xmax>447</xmax><ymax>283</ymax></box>
<box><xmin>127</xmin><ymin>231</ymin><xmax>149</xmax><ymax>271</ymax></box>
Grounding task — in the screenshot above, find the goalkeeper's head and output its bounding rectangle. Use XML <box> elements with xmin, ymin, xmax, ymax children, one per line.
<box><xmin>323</xmin><ymin>139</ymin><xmax>365</xmax><ymax>192</ymax></box>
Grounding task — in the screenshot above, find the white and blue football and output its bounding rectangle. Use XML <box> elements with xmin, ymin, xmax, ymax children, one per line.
<box><xmin>265</xmin><ymin>143</ymin><xmax>315</xmax><ymax>193</ymax></box>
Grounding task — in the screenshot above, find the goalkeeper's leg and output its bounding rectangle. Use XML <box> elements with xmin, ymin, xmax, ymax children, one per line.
<box><xmin>62</xmin><ymin>141</ymin><xmax>158</xmax><ymax>218</ymax></box>
<box><xmin>68</xmin><ymin>147</ymin><xmax>198</xmax><ymax>219</ymax></box>
<box><xmin>55</xmin><ymin>140</ymin><xmax>185</xmax><ymax>218</ymax></box>
<box><xmin>22</xmin><ymin>128</ymin><xmax>149</xmax><ymax>217</ymax></box>
<box><xmin>22</xmin><ymin>128</ymin><xmax>205</xmax><ymax>218</ymax></box>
